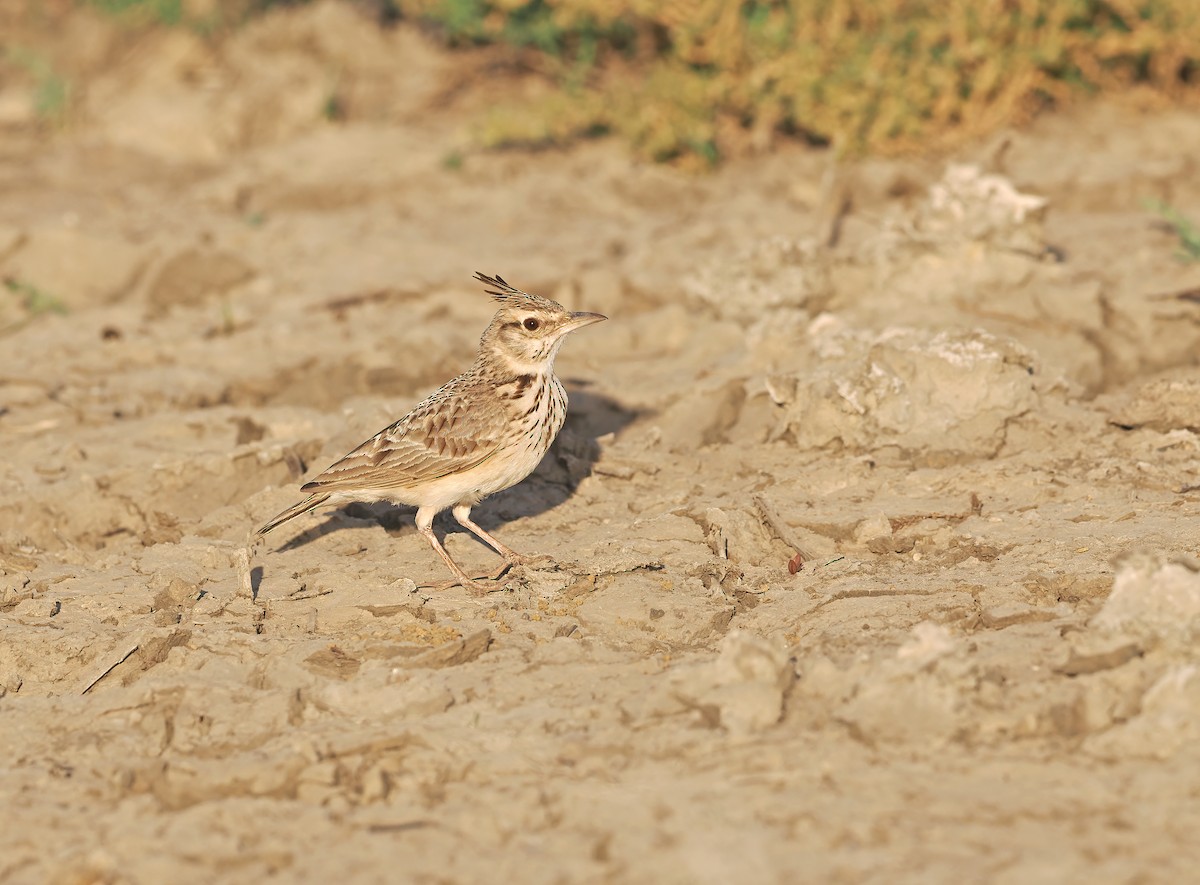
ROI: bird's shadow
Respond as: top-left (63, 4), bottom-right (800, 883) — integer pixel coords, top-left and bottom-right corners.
top-left (270, 384), bottom-right (640, 553)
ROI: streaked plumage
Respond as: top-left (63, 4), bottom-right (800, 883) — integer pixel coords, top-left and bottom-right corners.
top-left (257, 272), bottom-right (606, 593)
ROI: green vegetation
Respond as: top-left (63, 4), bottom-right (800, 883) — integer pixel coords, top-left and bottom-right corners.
top-left (2, 277), bottom-right (67, 334)
top-left (4, 278), bottom-right (68, 316)
top-left (87, 0), bottom-right (183, 26)
top-left (322, 80), bottom-right (346, 122)
top-left (82, 0), bottom-right (241, 33)
top-left (393, 0), bottom-right (1200, 166)
top-left (3, 48), bottom-right (70, 124)
top-left (1148, 201), bottom-right (1200, 262)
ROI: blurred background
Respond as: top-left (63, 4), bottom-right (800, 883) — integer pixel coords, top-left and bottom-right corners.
top-left (3, 0), bottom-right (1199, 170)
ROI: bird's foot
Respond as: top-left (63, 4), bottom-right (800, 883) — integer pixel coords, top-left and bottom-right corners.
top-left (462, 578), bottom-right (495, 597)
top-left (429, 578), bottom-right (493, 596)
top-left (485, 561), bottom-right (515, 581)
top-left (426, 572), bottom-right (502, 596)
top-left (505, 552), bottom-right (557, 570)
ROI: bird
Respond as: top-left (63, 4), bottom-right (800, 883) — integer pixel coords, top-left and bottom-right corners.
top-left (256, 272), bottom-right (607, 594)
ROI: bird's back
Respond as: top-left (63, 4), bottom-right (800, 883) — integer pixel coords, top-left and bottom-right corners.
top-left (300, 364), bottom-right (566, 499)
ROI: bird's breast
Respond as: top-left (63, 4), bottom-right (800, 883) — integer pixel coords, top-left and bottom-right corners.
top-left (503, 372), bottom-right (567, 454)
top-left (428, 373), bottom-right (568, 505)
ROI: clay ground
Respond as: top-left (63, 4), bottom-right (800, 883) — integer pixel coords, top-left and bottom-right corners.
top-left (3, 5), bottom-right (1200, 883)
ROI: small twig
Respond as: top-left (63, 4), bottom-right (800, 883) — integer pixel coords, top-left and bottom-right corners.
top-left (283, 588), bottom-right (333, 602)
top-left (753, 494), bottom-right (814, 561)
top-left (811, 584), bottom-right (937, 611)
top-left (237, 544), bottom-right (254, 598)
top-left (80, 643), bottom-right (139, 695)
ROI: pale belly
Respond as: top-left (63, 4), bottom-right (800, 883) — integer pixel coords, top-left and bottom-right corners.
top-left (417, 443), bottom-right (547, 508)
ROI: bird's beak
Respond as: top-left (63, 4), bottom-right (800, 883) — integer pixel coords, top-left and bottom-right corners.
top-left (565, 311), bottom-right (608, 331)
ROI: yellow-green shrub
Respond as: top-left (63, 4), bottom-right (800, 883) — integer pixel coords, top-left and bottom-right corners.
top-left (400, 0), bottom-right (1200, 163)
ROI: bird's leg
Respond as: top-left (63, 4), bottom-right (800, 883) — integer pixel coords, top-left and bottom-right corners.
top-left (451, 503), bottom-right (555, 570)
top-left (415, 507), bottom-right (491, 595)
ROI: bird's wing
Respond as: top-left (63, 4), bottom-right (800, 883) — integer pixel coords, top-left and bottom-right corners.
top-left (301, 379), bottom-right (503, 493)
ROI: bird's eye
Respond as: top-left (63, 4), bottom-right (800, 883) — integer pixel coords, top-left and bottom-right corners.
top-left (523, 317), bottom-right (540, 331)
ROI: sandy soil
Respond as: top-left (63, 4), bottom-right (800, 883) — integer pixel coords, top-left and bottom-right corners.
top-left (3, 4), bottom-right (1200, 882)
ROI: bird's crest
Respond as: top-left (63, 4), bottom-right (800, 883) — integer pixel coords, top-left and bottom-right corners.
top-left (474, 272), bottom-right (563, 312)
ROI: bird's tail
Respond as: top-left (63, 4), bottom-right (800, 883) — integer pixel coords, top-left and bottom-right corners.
top-left (257, 493), bottom-right (331, 536)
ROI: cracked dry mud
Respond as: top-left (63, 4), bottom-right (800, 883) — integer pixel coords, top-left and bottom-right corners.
top-left (3, 5), bottom-right (1200, 882)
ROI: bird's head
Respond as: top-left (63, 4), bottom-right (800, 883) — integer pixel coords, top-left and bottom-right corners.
top-left (475, 272), bottom-right (607, 373)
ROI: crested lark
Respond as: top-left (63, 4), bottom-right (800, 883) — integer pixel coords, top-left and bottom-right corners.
top-left (257, 272), bottom-right (607, 594)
